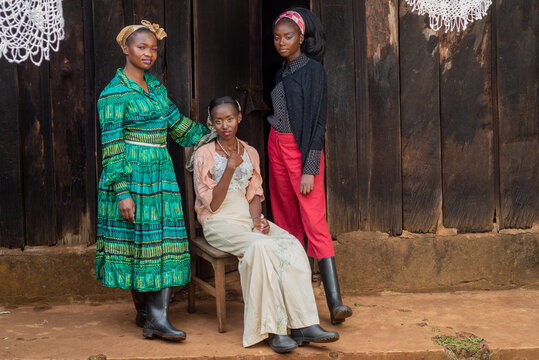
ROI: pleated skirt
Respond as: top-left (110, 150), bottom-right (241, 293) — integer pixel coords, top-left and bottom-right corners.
top-left (96, 143), bottom-right (190, 292)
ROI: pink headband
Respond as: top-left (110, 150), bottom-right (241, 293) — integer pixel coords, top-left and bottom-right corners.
top-left (275, 11), bottom-right (305, 35)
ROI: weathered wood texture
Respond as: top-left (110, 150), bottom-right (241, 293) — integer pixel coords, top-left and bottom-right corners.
top-left (17, 63), bottom-right (56, 246)
top-left (364, 0), bottom-right (403, 235)
top-left (439, 16), bottom-right (495, 232)
top-left (321, 0), bottom-right (360, 235)
top-left (133, 0), bottom-right (165, 83)
top-left (83, 0), bottom-right (97, 244)
top-left (0, 61), bottom-right (25, 248)
top-left (496, 0), bottom-right (539, 228)
top-left (50, 0), bottom-right (89, 245)
top-left (353, 0), bottom-right (370, 229)
top-left (399, 3), bottom-right (442, 232)
top-left (0, 0), bottom-right (538, 249)
top-left (165, 0), bottom-right (192, 234)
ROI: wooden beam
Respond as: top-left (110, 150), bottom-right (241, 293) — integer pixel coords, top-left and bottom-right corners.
top-left (496, 0), bottom-right (539, 228)
top-left (364, 0), bottom-right (402, 235)
top-left (0, 61), bottom-right (25, 248)
top-left (440, 16), bottom-right (495, 232)
top-left (399, 2), bottom-right (442, 232)
top-left (50, 0), bottom-right (89, 244)
top-left (83, 0), bottom-right (97, 244)
top-left (322, 0), bottom-right (360, 236)
top-left (17, 62), bottom-right (56, 246)
top-left (353, 0), bottom-right (370, 227)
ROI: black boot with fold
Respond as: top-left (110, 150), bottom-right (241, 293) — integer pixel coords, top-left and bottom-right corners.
top-left (318, 256), bottom-right (353, 325)
top-left (143, 287), bottom-right (186, 341)
top-left (131, 289), bottom-right (146, 328)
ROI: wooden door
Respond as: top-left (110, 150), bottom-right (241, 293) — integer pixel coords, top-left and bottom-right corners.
top-left (192, 0), bottom-right (265, 153)
top-left (180, 0), bottom-right (265, 237)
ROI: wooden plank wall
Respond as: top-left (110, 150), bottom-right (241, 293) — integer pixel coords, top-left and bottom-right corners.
top-left (323, 0), bottom-right (403, 235)
top-left (0, 0), bottom-right (193, 248)
top-left (322, 0), bottom-right (538, 236)
top-left (0, 0), bottom-right (537, 248)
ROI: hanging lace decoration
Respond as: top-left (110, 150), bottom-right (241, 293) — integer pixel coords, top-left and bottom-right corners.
top-left (405, 0), bottom-right (492, 32)
top-left (0, 0), bottom-right (65, 66)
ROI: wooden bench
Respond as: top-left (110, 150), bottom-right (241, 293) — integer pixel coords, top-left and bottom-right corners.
top-left (183, 149), bottom-right (239, 333)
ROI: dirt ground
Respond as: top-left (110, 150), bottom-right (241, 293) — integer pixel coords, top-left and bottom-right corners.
top-left (1, 289), bottom-right (538, 360)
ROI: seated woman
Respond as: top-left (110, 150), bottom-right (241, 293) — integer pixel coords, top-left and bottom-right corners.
top-left (188, 96), bottom-right (339, 353)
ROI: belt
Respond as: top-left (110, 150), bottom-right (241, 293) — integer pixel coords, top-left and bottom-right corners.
top-left (124, 140), bottom-right (167, 148)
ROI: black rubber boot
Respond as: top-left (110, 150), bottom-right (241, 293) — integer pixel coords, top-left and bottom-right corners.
top-left (318, 257), bottom-right (353, 325)
top-left (131, 289), bottom-right (146, 328)
top-left (290, 324), bottom-right (339, 346)
top-left (143, 287), bottom-right (186, 341)
top-left (266, 334), bottom-right (298, 353)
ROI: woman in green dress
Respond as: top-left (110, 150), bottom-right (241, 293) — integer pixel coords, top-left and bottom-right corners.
top-left (96, 20), bottom-right (208, 341)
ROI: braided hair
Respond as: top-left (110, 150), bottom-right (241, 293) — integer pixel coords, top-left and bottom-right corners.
top-left (185, 96), bottom-right (242, 172)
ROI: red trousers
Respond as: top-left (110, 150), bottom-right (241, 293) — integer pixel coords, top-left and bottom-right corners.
top-left (268, 128), bottom-right (335, 259)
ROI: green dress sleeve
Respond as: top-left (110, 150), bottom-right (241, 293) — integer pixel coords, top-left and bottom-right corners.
top-left (98, 98), bottom-right (133, 201)
top-left (166, 100), bottom-right (209, 147)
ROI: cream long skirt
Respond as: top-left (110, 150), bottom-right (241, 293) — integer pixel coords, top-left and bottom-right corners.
top-left (203, 192), bottom-right (319, 347)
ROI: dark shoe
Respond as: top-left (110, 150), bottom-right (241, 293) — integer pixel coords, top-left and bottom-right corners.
top-left (318, 257), bottom-right (353, 324)
top-left (143, 287), bottom-right (186, 341)
top-left (290, 324), bottom-right (339, 346)
top-left (131, 289), bottom-right (146, 328)
top-left (266, 334), bottom-right (298, 353)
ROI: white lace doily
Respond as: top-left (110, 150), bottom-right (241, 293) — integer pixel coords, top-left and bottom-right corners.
top-left (0, 0), bottom-right (65, 66)
top-left (405, 0), bottom-right (492, 32)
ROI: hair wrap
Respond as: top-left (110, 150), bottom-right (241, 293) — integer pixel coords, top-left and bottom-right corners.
top-left (116, 20), bottom-right (167, 46)
top-left (275, 11), bottom-right (305, 34)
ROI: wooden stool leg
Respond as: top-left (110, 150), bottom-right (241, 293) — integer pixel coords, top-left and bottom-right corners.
top-left (188, 254), bottom-right (197, 313)
top-left (214, 259), bottom-right (226, 333)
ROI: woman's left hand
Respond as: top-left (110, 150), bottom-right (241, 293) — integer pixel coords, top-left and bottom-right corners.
top-left (300, 174), bottom-right (315, 195)
top-left (253, 217), bottom-right (270, 234)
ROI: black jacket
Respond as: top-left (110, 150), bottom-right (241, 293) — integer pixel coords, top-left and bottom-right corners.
top-left (277, 58), bottom-right (327, 169)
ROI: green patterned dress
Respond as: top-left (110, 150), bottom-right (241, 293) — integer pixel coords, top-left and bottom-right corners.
top-left (96, 68), bottom-right (208, 292)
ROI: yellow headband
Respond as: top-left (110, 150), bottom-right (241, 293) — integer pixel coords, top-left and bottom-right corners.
top-left (116, 20), bottom-right (167, 46)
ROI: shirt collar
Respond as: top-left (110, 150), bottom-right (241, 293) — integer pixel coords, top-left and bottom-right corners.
top-left (116, 68), bottom-right (155, 94)
top-left (283, 53), bottom-right (309, 74)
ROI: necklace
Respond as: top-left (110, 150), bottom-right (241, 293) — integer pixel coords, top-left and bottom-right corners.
top-left (216, 138), bottom-right (239, 158)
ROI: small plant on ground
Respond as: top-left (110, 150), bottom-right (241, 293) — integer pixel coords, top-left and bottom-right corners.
top-left (433, 335), bottom-right (483, 351)
top-left (432, 332), bottom-right (490, 360)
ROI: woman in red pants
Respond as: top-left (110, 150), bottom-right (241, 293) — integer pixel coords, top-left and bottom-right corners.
top-left (268, 7), bottom-right (353, 325)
